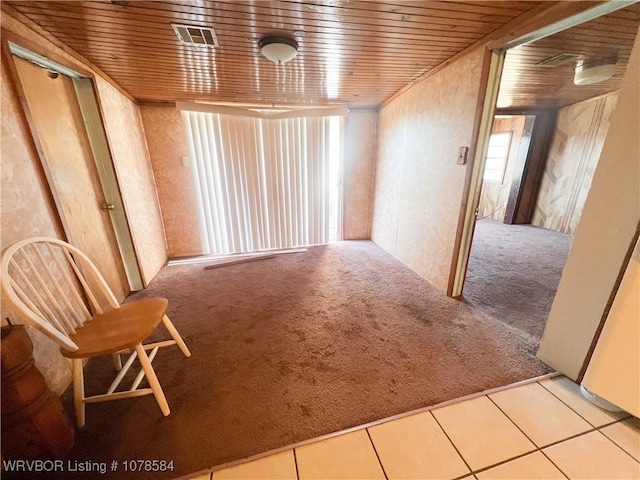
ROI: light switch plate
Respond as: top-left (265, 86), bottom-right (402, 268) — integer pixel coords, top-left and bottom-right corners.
top-left (182, 155), bottom-right (190, 167)
top-left (457, 146), bottom-right (468, 165)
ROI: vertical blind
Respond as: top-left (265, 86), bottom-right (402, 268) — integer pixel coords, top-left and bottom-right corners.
top-left (181, 108), bottom-right (344, 255)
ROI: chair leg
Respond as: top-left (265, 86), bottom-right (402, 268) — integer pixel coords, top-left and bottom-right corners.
top-left (162, 314), bottom-right (191, 357)
top-left (134, 344), bottom-right (170, 416)
top-left (111, 353), bottom-right (122, 371)
top-left (72, 359), bottom-right (85, 428)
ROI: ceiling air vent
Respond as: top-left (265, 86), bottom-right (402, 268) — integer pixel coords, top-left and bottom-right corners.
top-left (171, 24), bottom-right (218, 47)
top-left (537, 53), bottom-right (582, 67)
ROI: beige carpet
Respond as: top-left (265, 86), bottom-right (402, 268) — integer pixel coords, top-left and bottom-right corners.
top-left (55, 240), bottom-right (550, 480)
top-left (464, 218), bottom-right (572, 342)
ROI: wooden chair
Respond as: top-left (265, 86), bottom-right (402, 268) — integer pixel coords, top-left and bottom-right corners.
top-left (1, 237), bottom-right (191, 427)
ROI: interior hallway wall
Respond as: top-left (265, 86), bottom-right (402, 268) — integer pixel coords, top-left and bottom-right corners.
top-left (371, 48), bottom-right (487, 292)
top-left (532, 92), bottom-right (618, 234)
top-left (140, 106), bottom-right (378, 257)
top-left (1, 10), bottom-right (167, 393)
top-left (478, 116), bottom-right (527, 221)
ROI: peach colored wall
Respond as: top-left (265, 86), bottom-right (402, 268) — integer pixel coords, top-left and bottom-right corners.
top-left (1, 54), bottom-right (74, 395)
top-left (140, 106), bottom-right (202, 257)
top-left (371, 48), bottom-right (486, 292)
top-left (343, 111), bottom-right (377, 239)
top-left (96, 77), bottom-right (168, 284)
top-left (478, 116), bottom-right (527, 221)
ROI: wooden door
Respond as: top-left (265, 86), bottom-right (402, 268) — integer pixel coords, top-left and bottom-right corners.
top-left (13, 56), bottom-right (129, 301)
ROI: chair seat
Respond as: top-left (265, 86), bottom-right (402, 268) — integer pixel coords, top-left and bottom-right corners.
top-left (62, 298), bottom-right (169, 358)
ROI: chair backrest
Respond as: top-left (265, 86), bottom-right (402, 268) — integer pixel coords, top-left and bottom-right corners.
top-left (1, 237), bottom-right (120, 351)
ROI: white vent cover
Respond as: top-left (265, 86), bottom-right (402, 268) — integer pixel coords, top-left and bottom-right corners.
top-left (537, 53), bottom-right (582, 67)
top-left (171, 24), bottom-right (218, 47)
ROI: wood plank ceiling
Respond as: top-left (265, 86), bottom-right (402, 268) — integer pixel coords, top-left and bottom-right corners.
top-left (5, 1), bottom-right (639, 110)
top-left (498, 3), bottom-right (640, 111)
top-left (6, 0), bottom-right (540, 108)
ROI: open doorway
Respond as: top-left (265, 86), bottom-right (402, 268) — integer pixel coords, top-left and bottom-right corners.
top-left (463, 113), bottom-right (572, 341)
top-left (461, 4), bottom-right (639, 344)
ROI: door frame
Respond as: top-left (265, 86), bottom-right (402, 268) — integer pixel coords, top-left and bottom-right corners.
top-left (449, 1), bottom-right (638, 298)
top-left (6, 40), bottom-right (144, 291)
top-left (73, 78), bottom-right (143, 290)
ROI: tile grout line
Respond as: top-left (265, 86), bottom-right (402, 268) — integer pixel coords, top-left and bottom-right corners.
top-left (428, 410), bottom-right (474, 478)
top-left (537, 379), bottom-right (630, 429)
top-left (485, 388), bottom-right (605, 450)
top-left (470, 449), bottom-right (556, 478)
top-left (537, 380), bottom-right (598, 427)
top-left (486, 393), bottom-right (540, 447)
top-left (293, 448), bottom-right (300, 480)
top-left (365, 428), bottom-right (389, 480)
top-left (483, 394), bottom-right (627, 479)
top-left (433, 392), bottom-right (581, 478)
top-left (597, 417), bottom-right (633, 429)
top-left (484, 393), bottom-right (573, 477)
top-left (485, 393), bottom-right (608, 450)
top-left (535, 381), bottom-right (640, 465)
top-left (539, 449), bottom-right (571, 480)
top-left (595, 428), bottom-right (640, 464)
top-left (463, 395), bottom-right (585, 479)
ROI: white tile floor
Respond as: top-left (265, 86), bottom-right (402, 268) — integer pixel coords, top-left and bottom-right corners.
top-left (183, 376), bottom-right (639, 480)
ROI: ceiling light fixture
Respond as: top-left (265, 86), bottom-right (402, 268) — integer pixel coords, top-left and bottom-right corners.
top-left (259, 36), bottom-right (298, 64)
top-left (574, 58), bottom-right (617, 86)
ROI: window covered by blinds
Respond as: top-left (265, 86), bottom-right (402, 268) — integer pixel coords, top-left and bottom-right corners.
top-left (181, 110), bottom-right (343, 255)
top-left (483, 131), bottom-right (513, 184)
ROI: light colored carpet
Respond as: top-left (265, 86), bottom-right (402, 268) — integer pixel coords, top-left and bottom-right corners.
top-left (464, 218), bottom-right (573, 342)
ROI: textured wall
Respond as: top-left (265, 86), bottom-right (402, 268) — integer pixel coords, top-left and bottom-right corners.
top-left (0, 59), bottom-right (62, 248)
top-left (140, 106), bottom-right (202, 257)
top-left (371, 48), bottom-right (486, 292)
top-left (532, 92), bottom-right (618, 234)
top-left (0, 55), bottom-right (72, 395)
top-left (343, 111), bottom-right (377, 239)
top-left (96, 77), bottom-right (168, 284)
top-left (478, 116), bottom-right (527, 221)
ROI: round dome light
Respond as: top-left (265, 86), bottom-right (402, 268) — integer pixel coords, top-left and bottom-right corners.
top-left (259, 36), bottom-right (298, 65)
top-left (574, 59), bottom-right (617, 86)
